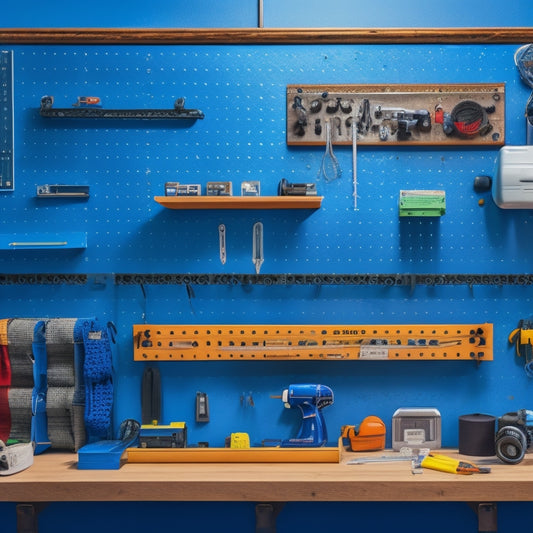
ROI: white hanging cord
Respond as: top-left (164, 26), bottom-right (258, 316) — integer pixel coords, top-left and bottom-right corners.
top-left (352, 120), bottom-right (358, 210)
top-left (318, 119), bottom-right (342, 183)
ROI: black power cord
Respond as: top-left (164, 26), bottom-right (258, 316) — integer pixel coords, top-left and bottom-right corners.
top-left (451, 100), bottom-right (494, 137)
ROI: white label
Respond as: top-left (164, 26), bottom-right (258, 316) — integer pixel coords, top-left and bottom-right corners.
top-left (403, 428), bottom-right (426, 444)
top-left (359, 346), bottom-right (389, 359)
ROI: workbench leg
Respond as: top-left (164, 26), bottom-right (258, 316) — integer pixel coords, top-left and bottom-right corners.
top-left (255, 502), bottom-right (285, 533)
top-left (468, 502), bottom-right (498, 532)
top-left (16, 504), bottom-right (38, 533)
top-left (16, 503), bottom-right (48, 533)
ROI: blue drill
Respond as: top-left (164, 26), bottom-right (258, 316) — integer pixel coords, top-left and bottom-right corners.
top-left (280, 384), bottom-right (334, 447)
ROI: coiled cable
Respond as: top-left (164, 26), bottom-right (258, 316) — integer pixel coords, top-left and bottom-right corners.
top-left (451, 100), bottom-right (492, 137)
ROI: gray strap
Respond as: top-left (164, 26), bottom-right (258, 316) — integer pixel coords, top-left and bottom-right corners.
top-left (7, 319), bottom-right (38, 442)
top-left (45, 318), bottom-right (86, 451)
top-left (7, 318), bottom-right (88, 451)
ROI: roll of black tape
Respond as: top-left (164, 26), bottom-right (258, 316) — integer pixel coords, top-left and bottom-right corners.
top-left (459, 413), bottom-right (496, 456)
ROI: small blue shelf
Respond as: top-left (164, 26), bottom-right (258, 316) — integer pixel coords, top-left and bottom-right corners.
top-left (0, 232), bottom-right (87, 250)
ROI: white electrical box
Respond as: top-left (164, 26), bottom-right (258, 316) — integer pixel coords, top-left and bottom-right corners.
top-left (493, 145), bottom-right (533, 208)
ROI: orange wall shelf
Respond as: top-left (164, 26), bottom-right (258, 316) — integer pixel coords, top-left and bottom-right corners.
top-left (154, 196), bottom-right (323, 210)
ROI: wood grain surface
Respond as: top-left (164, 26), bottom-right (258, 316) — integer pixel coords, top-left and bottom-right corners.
top-left (2, 450), bottom-right (533, 503)
top-left (1, 27), bottom-right (533, 45)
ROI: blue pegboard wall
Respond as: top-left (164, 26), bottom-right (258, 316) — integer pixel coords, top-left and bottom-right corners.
top-left (1, 0), bottom-right (533, 523)
top-left (2, 44), bottom-right (533, 273)
top-left (2, 42), bottom-right (533, 454)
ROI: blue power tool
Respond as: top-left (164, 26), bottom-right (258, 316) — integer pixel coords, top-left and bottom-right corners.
top-left (279, 384), bottom-right (334, 447)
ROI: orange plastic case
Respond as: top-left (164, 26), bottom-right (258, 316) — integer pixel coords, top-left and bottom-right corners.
top-left (342, 416), bottom-right (386, 452)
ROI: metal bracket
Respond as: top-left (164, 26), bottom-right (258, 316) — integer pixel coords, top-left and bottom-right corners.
top-left (468, 502), bottom-right (498, 532)
top-left (255, 502), bottom-right (285, 533)
top-left (16, 503), bottom-right (48, 533)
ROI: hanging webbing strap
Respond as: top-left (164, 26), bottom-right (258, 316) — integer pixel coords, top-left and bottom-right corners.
top-left (7, 319), bottom-right (37, 444)
top-left (75, 319), bottom-right (114, 442)
top-left (30, 320), bottom-right (50, 454)
top-left (45, 318), bottom-right (87, 451)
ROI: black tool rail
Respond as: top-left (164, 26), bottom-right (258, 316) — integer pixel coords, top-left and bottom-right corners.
top-left (39, 96), bottom-right (205, 120)
top-left (3, 272), bottom-right (533, 287)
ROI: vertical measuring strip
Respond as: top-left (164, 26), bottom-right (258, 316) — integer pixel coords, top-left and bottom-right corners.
top-left (0, 50), bottom-right (14, 191)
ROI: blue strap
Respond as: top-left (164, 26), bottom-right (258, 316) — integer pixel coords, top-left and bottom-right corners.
top-left (31, 320), bottom-right (51, 454)
top-left (74, 319), bottom-right (114, 441)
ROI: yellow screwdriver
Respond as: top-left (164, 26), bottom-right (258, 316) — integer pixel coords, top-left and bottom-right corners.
top-left (421, 453), bottom-right (491, 474)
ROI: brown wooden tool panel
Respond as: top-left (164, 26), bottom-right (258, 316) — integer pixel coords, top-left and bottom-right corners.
top-left (133, 323), bottom-right (493, 362)
top-left (286, 83), bottom-right (505, 146)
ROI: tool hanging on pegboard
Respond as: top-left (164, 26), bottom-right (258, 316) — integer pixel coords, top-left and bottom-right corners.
top-left (141, 367), bottom-right (161, 425)
top-left (286, 83), bottom-right (505, 146)
top-left (133, 323), bottom-right (493, 362)
top-left (509, 319), bottom-right (533, 377)
top-left (218, 224), bottom-right (226, 265)
top-left (252, 222), bottom-right (264, 274)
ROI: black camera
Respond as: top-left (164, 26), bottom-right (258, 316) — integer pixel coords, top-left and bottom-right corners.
top-left (495, 409), bottom-right (533, 464)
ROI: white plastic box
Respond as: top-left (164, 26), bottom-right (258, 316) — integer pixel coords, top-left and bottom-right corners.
top-left (493, 145), bottom-right (533, 209)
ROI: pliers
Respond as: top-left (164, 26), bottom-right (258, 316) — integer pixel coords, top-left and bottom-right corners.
top-left (420, 453), bottom-right (491, 475)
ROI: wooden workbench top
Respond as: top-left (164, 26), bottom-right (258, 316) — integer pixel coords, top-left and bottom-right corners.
top-left (3, 450), bottom-right (533, 503)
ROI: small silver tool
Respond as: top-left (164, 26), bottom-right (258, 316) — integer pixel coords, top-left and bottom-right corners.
top-left (347, 455), bottom-right (415, 465)
top-left (8, 241), bottom-right (68, 247)
top-left (37, 184), bottom-right (90, 198)
top-left (218, 224), bottom-right (226, 265)
top-left (346, 447), bottom-right (430, 466)
top-left (252, 222), bottom-right (264, 274)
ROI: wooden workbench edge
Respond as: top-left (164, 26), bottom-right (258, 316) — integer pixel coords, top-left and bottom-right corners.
top-left (1, 27), bottom-right (533, 45)
top-left (3, 478), bottom-right (531, 503)
top-left (3, 451), bottom-right (533, 503)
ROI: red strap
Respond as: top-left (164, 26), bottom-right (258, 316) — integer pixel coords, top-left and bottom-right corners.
top-left (0, 344), bottom-right (11, 441)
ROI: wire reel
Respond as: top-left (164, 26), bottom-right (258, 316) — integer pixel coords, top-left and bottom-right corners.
top-left (450, 100), bottom-right (494, 137)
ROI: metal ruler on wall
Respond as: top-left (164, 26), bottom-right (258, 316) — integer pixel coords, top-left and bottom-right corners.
top-left (133, 323), bottom-right (493, 362)
top-left (0, 50), bottom-right (14, 191)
